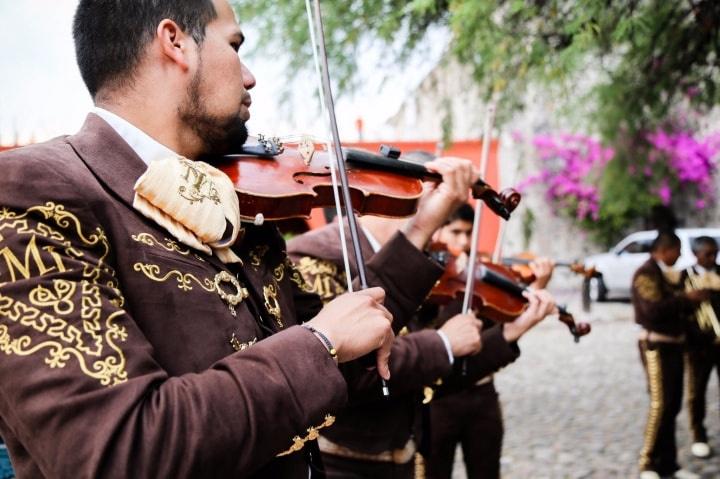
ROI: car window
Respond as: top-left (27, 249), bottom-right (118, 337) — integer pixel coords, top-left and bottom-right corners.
top-left (620, 239), bottom-right (653, 254)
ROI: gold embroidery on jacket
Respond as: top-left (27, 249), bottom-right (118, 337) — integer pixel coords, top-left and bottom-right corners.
top-left (294, 257), bottom-right (346, 302)
top-left (230, 333), bottom-right (257, 352)
top-left (178, 159), bottom-right (221, 205)
top-left (277, 414), bottom-right (336, 457)
top-left (285, 258), bottom-right (312, 292)
top-left (133, 262), bottom-right (216, 292)
top-left (634, 274), bottom-right (661, 302)
top-left (0, 203), bottom-right (128, 386)
top-left (131, 232), bottom-right (205, 262)
top-left (249, 245), bottom-right (269, 269)
top-left (28, 280), bottom-right (77, 316)
top-left (273, 262), bottom-right (285, 281)
top-left (263, 283), bottom-right (283, 328)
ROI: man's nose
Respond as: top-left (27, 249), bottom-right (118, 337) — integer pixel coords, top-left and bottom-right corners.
top-left (241, 62), bottom-right (256, 90)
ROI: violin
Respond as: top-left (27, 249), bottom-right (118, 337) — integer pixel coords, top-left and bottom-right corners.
top-left (501, 252), bottom-right (597, 284)
top-left (215, 137), bottom-right (521, 223)
top-left (429, 249), bottom-right (591, 342)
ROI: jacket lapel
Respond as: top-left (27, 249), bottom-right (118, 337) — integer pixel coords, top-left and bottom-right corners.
top-left (65, 113), bottom-right (146, 211)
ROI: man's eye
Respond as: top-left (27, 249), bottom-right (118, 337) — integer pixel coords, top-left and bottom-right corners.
top-left (230, 42), bottom-right (240, 52)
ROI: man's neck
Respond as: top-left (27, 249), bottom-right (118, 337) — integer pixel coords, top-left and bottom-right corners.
top-left (96, 93), bottom-right (202, 159)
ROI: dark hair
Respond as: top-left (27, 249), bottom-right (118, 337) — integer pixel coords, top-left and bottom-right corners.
top-left (650, 231), bottom-right (681, 252)
top-left (692, 236), bottom-right (718, 254)
top-left (73, 0), bottom-right (217, 98)
top-left (445, 203), bottom-right (474, 225)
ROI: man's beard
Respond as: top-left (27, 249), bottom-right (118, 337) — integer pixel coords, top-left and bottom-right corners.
top-left (179, 65), bottom-right (249, 160)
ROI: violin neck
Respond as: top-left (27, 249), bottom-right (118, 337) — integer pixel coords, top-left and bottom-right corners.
top-left (344, 149), bottom-right (434, 180)
top-left (502, 257), bottom-right (574, 268)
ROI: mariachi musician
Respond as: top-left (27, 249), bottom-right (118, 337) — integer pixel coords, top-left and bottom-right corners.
top-left (0, 0), bottom-right (487, 477)
top-left (680, 236), bottom-right (720, 460)
top-left (288, 197), bottom-right (558, 479)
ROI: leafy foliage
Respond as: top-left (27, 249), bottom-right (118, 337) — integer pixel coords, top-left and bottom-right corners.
top-left (234, 0), bottom-right (720, 241)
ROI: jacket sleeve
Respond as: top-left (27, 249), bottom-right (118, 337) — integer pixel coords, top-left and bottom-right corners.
top-left (0, 200), bottom-right (347, 478)
top-left (289, 232), bottom-right (443, 332)
top-left (457, 325), bottom-right (520, 382)
top-left (342, 329), bottom-right (454, 401)
top-left (632, 269), bottom-right (694, 334)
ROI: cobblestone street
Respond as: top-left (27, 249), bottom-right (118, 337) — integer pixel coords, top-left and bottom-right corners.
top-left (452, 295), bottom-right (720, 479)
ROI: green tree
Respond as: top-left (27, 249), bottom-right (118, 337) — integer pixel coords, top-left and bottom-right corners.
top-left (236, 0), bottom-right (720, 241)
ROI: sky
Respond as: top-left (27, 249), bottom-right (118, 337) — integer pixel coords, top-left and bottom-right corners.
top-left (0, 0), bottom-right (448, 146)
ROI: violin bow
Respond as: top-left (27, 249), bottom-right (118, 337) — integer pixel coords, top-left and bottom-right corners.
top-left (461, 102), bottom-right (496, 315)
top-left (304, 0), bottom-right (354, 293)
top-left (306, 0), bottom-right (390, 397)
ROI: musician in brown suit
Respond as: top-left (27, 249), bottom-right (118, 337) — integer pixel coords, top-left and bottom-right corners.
top-left (633, 232), bottom-right (708, 479)
top-left (0, 1), bottom-right (477, 477)
top-left (679, 236), bottom-right (720, 460)
top-left (424, 204), bottom-right (556, 479)
top-left (287, 207), bottom-right (556, 478)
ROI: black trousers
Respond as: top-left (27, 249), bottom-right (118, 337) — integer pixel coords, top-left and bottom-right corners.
top-left (685, 342), bottom-right (720, 443)
top-left (425, 382), bottom-right (503, 479)
top-left (321, 453), bottom-right (414, 479)
top-left (638, 340), bottom-right (684, 475)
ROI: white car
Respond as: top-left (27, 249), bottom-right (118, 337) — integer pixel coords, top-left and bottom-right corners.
top-left (582, 228), bottom-right (720, 302)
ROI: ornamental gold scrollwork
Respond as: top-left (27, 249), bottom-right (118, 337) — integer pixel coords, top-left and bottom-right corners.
top-left (293, 257), bottom-right (346, 302)
top-left (263, 283), bottom-right (283, 328)
top-left (230, 333), bottom-right (257, 352)
top-left (178, 159), bottom-right (221, 205)
top-left (0, 203), bottom-right (128, 385)
top-left (131, 232), bottom-right (206, 262)
top-left (634, 274), bottom-right (661, 302)
top-left (284, 258), bottom-right (313, 292)
top-left (28, 280), bottom-right (77, 316)
top-left (133, 262), bottom-right (215, 292)
top-left (273, 262), bottom-right (285, 282)
top-left (249, 245), bottom-right (269, 269)
top-left (276, 415), bottom-right (336, 457)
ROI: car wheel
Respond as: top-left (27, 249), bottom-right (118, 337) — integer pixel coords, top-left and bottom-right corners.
top-left (582, 275), bottom-right (607, 310)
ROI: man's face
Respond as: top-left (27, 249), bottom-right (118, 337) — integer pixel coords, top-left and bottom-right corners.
top-left (695, 244), bottom-right (718, 270)
top-left (658, 245), bottom-right (682, 266)
top-left (179, 0), bottom-right (256, 156)
top-left (436, 219), bottom-right (473, 255)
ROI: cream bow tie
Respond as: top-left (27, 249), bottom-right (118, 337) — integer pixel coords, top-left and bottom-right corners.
top-left (133, 157), bottom-right (242, 263)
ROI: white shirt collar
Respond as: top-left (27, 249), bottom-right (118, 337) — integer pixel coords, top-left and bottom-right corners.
top-left (93, 107), bottom-right (177, 166)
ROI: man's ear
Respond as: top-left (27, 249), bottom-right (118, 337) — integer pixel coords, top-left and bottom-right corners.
top-left (156, 19), bottom-right (191, 70)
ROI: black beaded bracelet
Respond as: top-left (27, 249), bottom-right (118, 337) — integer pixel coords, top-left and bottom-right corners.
top-left (303, 325), bottom-right (338, 361)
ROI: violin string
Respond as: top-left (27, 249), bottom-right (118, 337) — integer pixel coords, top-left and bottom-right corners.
top-left (304, 0), bottom-right (354, 293)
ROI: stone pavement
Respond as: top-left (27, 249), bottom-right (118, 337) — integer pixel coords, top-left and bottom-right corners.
top-left (451, 299), bottom-right (720, 479)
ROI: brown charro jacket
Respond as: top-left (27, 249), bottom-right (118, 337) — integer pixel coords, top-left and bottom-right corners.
top-left (632, 258), bottom-right (695, 337)
top-left (287, 223), bottom-right (520, 455)
top-left (0, 114), bottom-right (438, 478)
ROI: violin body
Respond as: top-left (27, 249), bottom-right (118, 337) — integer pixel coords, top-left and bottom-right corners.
top-left (429, 248), bottom-right (592, 341)
top-left (218, 141), bottom-right (424, 221)
top-left (216, 137), bottom-right (521, 222)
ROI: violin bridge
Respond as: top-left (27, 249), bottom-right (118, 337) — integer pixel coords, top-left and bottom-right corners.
top-left (299, 135), bottom-right (315, 166)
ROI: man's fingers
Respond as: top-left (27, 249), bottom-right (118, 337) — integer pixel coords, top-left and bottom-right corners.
top-left (375, 329), bottom-right (393, 380)
top-left (357, 287), bottom-right (386, 304)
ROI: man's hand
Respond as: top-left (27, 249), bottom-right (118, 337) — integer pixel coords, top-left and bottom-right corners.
top-left (503, 289), bottom-right (556, 342)
top-left (402, 157), bottom-right (475, 250)
top-left (439, 313), bottom-right (484, 357)
top-left (686, 289), bottom-right (712, 303)
top-left (528, 257), bottom-right (555, 289)
top-left (305, 287), bottom-right (395, 379)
